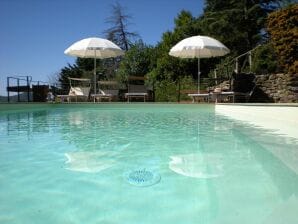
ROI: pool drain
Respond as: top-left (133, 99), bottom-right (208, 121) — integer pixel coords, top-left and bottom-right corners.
top-left (124, 169), bottom-right (161, 187)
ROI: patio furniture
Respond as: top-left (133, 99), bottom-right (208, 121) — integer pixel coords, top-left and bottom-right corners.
top-left (211, 88), bottom-right (255, 103)
top-left (64, 37), bottom-right (124, 97)
top-left (125, 76), bottom-right (148, 102)
top-left (57, 78), bottom-right (91, 103)
top-left (125, 84), bottom-right (148, 102)
top-left (188, 93), bottom-right (210, 103)
top-left (91, 81), bottom-right (119, 102)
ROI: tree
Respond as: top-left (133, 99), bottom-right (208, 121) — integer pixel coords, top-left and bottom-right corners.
top-left (104, 2), bottom-right (139, 51)
top-left (152, 11), bottom-right (200, 82)
top-left (202, 1), bottom-right (296, 53)
top-left (148, 11), bottom-right (200, 101)
top-left (196, 0), bottom-right (294, 78)
top-left (267, 4), bottom-right (298, 74)
top-left (251, 43), bottom-right (278, 74)
top-left (58, 63), bottom-right (83, 90)
top-left (57, 2), bottom-right (140, 92)
top-left (199, 0), bottom-right (283, 55)
top-left (116, 40), bottom-right (154, 84)
top-left (58, 58), bottom-right (100, 90)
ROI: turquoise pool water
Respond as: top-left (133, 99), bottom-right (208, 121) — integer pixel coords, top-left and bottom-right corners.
top-left (0, 104), bottom-right (297, 224)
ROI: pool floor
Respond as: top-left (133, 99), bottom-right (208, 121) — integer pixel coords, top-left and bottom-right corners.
top-left (0, 104), bottom-right (297, 223)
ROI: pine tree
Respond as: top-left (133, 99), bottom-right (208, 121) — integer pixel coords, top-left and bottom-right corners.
top-left (103, 2), bottom-right (139, 51)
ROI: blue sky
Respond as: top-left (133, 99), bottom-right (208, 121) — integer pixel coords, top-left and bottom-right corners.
top-left (0, 0), bottom-right (204, 96)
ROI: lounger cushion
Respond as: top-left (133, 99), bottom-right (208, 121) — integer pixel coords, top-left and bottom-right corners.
top-left (69, 87), bottom-right (90, 96)
top-left (69, 87), bottom-right (83, 96)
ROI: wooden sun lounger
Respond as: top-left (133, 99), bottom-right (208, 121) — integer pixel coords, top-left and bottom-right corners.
top-left (188, 93), bottom-right (210, 103)
top-left (125, 84), bottom-right (148, 102)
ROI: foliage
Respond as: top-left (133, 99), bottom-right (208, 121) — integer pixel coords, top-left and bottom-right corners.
top-left (267, 4), bottom-right (298, 74)
top-left (151, 11), bottom-right (200, 82)
top-left (150, 9), bottom-right (228, 100)
top-left (116, 40), bottom-right (153, 84)
top-left (150, 1), bottom-right (285, 96)
top-left (76, 58), bottom-right (94, 72)
top-left (103, 2), bottom-right (139, 51)
top-left (59, 62), bottom-right (83, 89)
top-left (206, 56), bottom-right (234, 82)
top-left (154, 76), bottom-right (196, 102)
top-left (154, 78), bottom-right (178, 102)
top-left (58, 58), bottom-right (103, 89)
top-left (199, 0), bottom-right (284, 55)
top-left (251, 43), bottom-right (278, 74)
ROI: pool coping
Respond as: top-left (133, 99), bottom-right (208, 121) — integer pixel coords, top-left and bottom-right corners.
top-left (217, 103), bottom-right (298, 107)
top-left (215, 103), bottom-right (298, 175)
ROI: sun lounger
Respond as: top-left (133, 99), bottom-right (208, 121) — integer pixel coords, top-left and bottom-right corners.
top-left (56, 78), bottom-right (91, 103)
top-left (188, 93), bottom-right (210, 103)
top-left (91, 81), bottom-right (119, 102)
top-left (91, 89), bottom-right (116, 102)
top-left (210, 91), bottom-right (234, 103)
top-left (211, 90), bottom-right (254, 103)
top-left (58, 86), bottom-right (90, 102)
top-left (125, 84), bottom-right (148, 102)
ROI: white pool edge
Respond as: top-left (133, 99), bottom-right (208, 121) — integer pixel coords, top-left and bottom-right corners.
top-left (215, 103), bottom-right (298, 174)
top-left (215, 103), bottom-right (298, 140)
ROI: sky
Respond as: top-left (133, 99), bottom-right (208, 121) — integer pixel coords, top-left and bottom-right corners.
top-left (0, 0), bottom-right (204, 96)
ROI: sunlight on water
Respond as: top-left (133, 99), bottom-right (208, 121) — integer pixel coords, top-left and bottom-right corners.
top-left (0, 104), bottom-right (297, 224)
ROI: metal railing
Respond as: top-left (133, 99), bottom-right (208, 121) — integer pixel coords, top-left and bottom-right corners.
top-left (6, 76), bottom-right (52, 102)
top-left (7, 76), bottom-right (32, 102)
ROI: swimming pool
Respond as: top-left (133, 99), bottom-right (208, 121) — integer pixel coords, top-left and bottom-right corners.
top-left (0, 104), bottom-right (297, 223)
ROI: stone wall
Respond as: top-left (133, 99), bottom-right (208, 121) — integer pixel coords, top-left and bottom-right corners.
top-left (255, 73), bottom-right (298, 103)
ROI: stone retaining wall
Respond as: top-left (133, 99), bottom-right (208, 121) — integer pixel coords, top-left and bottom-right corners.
top-left (255, 73), bottom-right (298, 103)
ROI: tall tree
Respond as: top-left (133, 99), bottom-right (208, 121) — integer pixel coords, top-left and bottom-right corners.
top-left (152, 11), bottom-right (200, 82)
top-left (104, 2), bottom-right (139, 51)
top-left (200, 0), bottom-right (288, 55)
top-left (147, 11), bottom-right (201, 101)
top-left (58, 2), bottom-right (140, 90)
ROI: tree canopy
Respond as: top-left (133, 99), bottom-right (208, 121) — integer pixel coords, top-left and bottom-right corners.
top-left (267, 3), bottom-right (298, 74)
top-left (116, 40), bottom-right (154, 84)
top-left (199, 0), bottom-right (286, 55)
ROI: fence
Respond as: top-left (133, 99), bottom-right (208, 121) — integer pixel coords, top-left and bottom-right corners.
top-left (6, 76), bottom-right (51, 102)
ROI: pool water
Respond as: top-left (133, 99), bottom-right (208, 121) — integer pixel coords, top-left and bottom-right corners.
top-left (0, 104), bottom-right (297, 224)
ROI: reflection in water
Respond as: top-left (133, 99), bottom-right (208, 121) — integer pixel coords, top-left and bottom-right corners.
top-left (65, 151), bottom-right (115, 173)
top-left (205, 115), bottom-right (298, 224)
top-left (169, 153), bottom-right (223, 178)
top-left (1, 110), bottom-right (51, 140)
top-left (233, 128), bottom-right (298, 200)
top-left (263, 195), bottom-right (298, 224)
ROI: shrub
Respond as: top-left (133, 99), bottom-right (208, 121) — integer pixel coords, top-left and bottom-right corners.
top-left (267, 4), bottom-right (298, 74)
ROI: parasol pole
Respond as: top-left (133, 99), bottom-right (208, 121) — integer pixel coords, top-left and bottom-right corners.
top-left (198, 55), bottom-right (201, 94)
top-left (198, 58), bottom-right (201, 93)
top-left (94, 50), bottom-right (97, 95)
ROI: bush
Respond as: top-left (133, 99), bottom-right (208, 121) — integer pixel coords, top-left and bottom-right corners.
top-left (252, 43), bottom-right (278, 74)
top-left (267, 4), bottom-right (298, 74)
top-left (154, 79), bottom-right (177, 102)
top-left (154, 76), bottom-right (196, 102)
